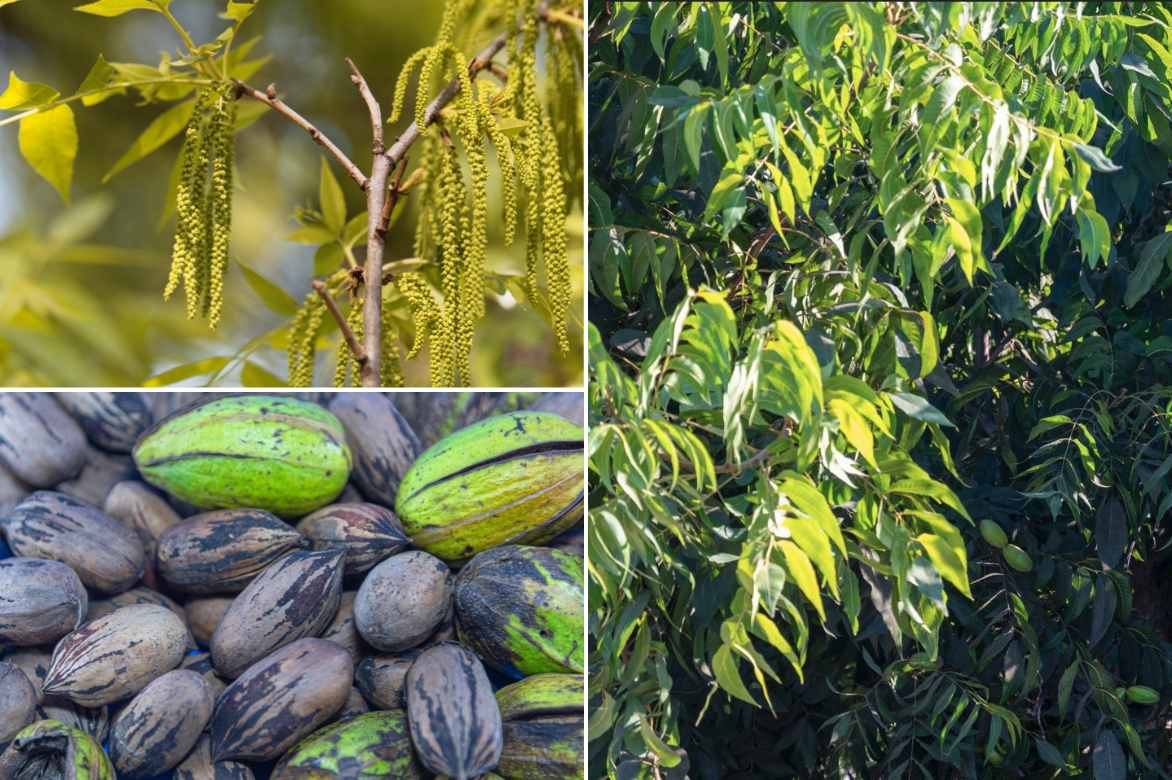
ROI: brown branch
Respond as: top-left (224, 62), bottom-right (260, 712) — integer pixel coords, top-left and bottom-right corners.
top-left (234, 81), bottom-right (368, 190)
top-left (312, 280), bottom-right (367, 367)
top-left (342, 57), bottom-right (393, 387)
top-left (382, 29), bottom-right (511, 166)
top-left (378, 156), bottom-right (409, 236)
top-left (345, 57), bottom-right (384, 153)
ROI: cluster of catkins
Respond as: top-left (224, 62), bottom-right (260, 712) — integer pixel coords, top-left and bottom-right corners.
top-left (394, 0), bottom-right (578, 386)
top-left (165, 83), bottom-right (237, 330)
top-left (288, 0), bottom-right (580, 387)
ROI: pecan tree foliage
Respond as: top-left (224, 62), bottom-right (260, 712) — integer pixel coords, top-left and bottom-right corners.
top-left (0, 0), bottom-right (582, 387)
top-left (589, 2), bottom-right (1172, 777)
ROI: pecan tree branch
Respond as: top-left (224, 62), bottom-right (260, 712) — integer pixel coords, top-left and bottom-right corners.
top-left (382, 29), bottom-right (511, 167)
top-left (312, 280), bottom-right (367, 366)
top-left (345, 57), bottom-right (384, 152)
top-left (344, 57), bottom-right (394, 387)
top-left (234, 81), bottom-right (369, 190)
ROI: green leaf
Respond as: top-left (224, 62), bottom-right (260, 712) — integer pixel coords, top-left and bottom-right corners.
top-left (889, 391), bottom-right (955, 428)
top-left (238, 262), bottom-right (299, 316)
top-left (241, 360), bottom-right (286, 387)
top-left (0, 71), bottom-right (59, 110)
top-left (650, 3), bottom-right (675, 62)
top-left (917, 532), bottom-right (972, 599)
top-left (19, 104), bottom-right (77, 203)
top-left (636, 714), bottom-right (682, 768)
top-left (75, 55), bottom-right (122, 107)
top-left (222, 0), bottom-right (256, 23)
top-left (103, 99), bottom-right (195, 181)
top-left (779, 540), bottom-right (825, 623)
top-left (712, 644), bottom-right (757, 705)
top-left (319, 157), bottom-right (347, 233)
top-left (828, 398), bottom-right (876, 469)
top-left (74, 0), bottom-right (166, 16)
top-left (1124, 231), bottom-right (1172, 308)
top-left (684, 103), bottom-right (709, 173)
top-left (1092, 729), bottom-right (1126, 780)
top-left (143, 356), bottom-right (231, 386)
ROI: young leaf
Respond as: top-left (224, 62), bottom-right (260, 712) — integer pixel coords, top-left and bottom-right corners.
top-left (103, 98), bottom-right (196, 181)
top-left (0, 71), bottom-right (59, 110)
top-left (19, 104), bottom-right (77, 203)
top-left (779, 540), bottom-right (825, 623)
top-left (712, 644), bottom-right (757, 705)
top-left (74, 0), bottom-right (167, 16)
top-left (75, 55), bottom-right (122, 106)
top-left (238, 262), bottom-right (300, 316)
top-left (319, 157), bottom-right (347, 233)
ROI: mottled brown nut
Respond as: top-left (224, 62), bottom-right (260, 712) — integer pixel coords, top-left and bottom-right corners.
top-left (354, 551), bottom-right (452, 653)
top-left (57, 393), bottom-right (153, 454)
top-left (104, 481), bottom-right (183, 590)
top-left (180, 652), bottom-right (227, 703)
top-left (55, 447), bottom-right (135, 508)
top-left (355, 653), bottom-right (417, 710)
top-left (0, 558), bottom-right (87, 647)
top-left (2, 649), bottom-right (50, 702)
top-left (37, 698), bottom-right (110, 744)
top-left (42, 604), bottom-right (188, 707)
top-left (211, 549), bottom-right (345, 679)
top-left (406, 642), bottom-right (503, 780)
top-left (320, 591), bottom-right (363, 661)
top-left (174, 734), bottom-right (255, 780)
top-left (0, 662), bottom-right (36, 747)
top-left (0, 463), bottom-right (29, 516)
top-left (157, 509), bottom-right (306, 595)
top-left (211, 638), bottom-right (352, 763)
top-left (295, 502), bottom-right (410, 576)
top-left (185, 596), bottom-right (234, 647)
top-left (0, 393), bottom-right (87, 487)
top-left (328, 394), bottom-right (420, 505)
top-left (85, 586), bottom-right (184, 625)
top-left (336, 686), bottom-right (370, 721)
top-left (4, 491), bottom-right (145, 595)
top-left (109, 669), bottom-right (214, 779)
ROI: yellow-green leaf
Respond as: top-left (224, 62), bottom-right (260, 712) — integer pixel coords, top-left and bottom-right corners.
top-left (19, 104), bottom-right (77, 203)
top-left (143, 356), bottom-right (231, 386)
top-left (0, 71), bottom-right (59, 110)
top-left (712, 644), bottom-right (757, 705)
top-left (636, 714), bottom-right (682, 768)
top-left (103, 99), bottom-right (195, 181)
top-left (319, 157), bottom-right (347, 233)
top-left (917, 532), bottom-right (972, 599)
top-left (751, 613), bottom-right (804, 682)
top-left (238, 261), bottom-right (299, 316)
top-left (829, 397), bottom-right (877, 469)
top-left (75, 55), bottom-right (122, 107)
top-left (779, 540), bottom-right (825, 623)
top-left (241, 360), bottom-right (286, 387)
top-left (74, 0), bottom-right (165, 16)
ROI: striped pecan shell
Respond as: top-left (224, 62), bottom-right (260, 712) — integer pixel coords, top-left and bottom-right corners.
top-left (0, 393), bottom-right (87, 487)
top-left (57, 393), bottom-right (153, 454)
top-left (173, 734), bottom-right (255, 780)
top-left (405, 643), bottom-right (503, 780)
top-left (211, 548), bottom-right (345, 679)
top-left (42, 604), bottom-right (188, 707)
top-left (210, 638), bottom-right (352, 763)
top-left (355, 653), bottom-right (417, 710)
top-left (0, 662), bottom-right (36, 746)
top-left (328, 394), bottom-right (420, 505)
top-left (185, 596), bottom-right (234, 647)
top-left (109, 669), bottom-right (214, 779)
top-left (4, 491), bottom-right (145, 595)
top-left (295, 502), bottom-right (409, 576)
top-left (157, 509), bottom-right (306, 595)
top-left (0, 558), bottom-right (87, 646)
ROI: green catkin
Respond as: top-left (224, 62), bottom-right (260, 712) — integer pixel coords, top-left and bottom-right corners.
top-left (380, 302), bottom-right (405, 387)
top-left (479, 94), bottom-right (517, 246)
top-left (206, 85), bottom-right (236, 330)
top-left (288, 293), bottom-right (325, 387)
top-left (517, 10), bottom-right (543, 304)
top-left (388, 47), bottom-right (432, 128)
top-left (334, 296), bottom-right (364, 388)
top-left (398, 272), bottom-right (438, 359)
top-left (416, 1), bottom-right (460, 130)
top-left (169, 87), bottom-right (214, 315)
top-left (540, 114), bottom-right (570, 353)
top-left (435, 140), bottom-right (462, 386)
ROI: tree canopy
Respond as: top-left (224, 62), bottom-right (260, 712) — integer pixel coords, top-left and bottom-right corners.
top-left (589, 2), bottom-right (1172, 777)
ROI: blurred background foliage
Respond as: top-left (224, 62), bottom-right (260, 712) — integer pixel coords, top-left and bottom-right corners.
top-left (0, 0), bottom-right (583, 387)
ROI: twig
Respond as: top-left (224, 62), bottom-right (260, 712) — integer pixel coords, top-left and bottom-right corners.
top-left (312, 280), bottom-right (367, 367)
top-left (382, 30), bottom-right (511, 166)
top-left (234, 80), bottom-right (369, 190)
top-left (378, 156), bottom-right (410, 236)
top-left (344, 57), bottom-right (393, 387)
top-left (345, 57), bottom-right (384, 153)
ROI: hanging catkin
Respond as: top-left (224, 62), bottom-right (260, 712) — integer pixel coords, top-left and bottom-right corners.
top-left (166, 83), bottom-right (236, 329)
top-left (287, 292), bottom-right (325, 387)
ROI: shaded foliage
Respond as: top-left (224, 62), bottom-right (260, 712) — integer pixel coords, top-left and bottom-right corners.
top-left (588, 2), bottom-right (1172, 777)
